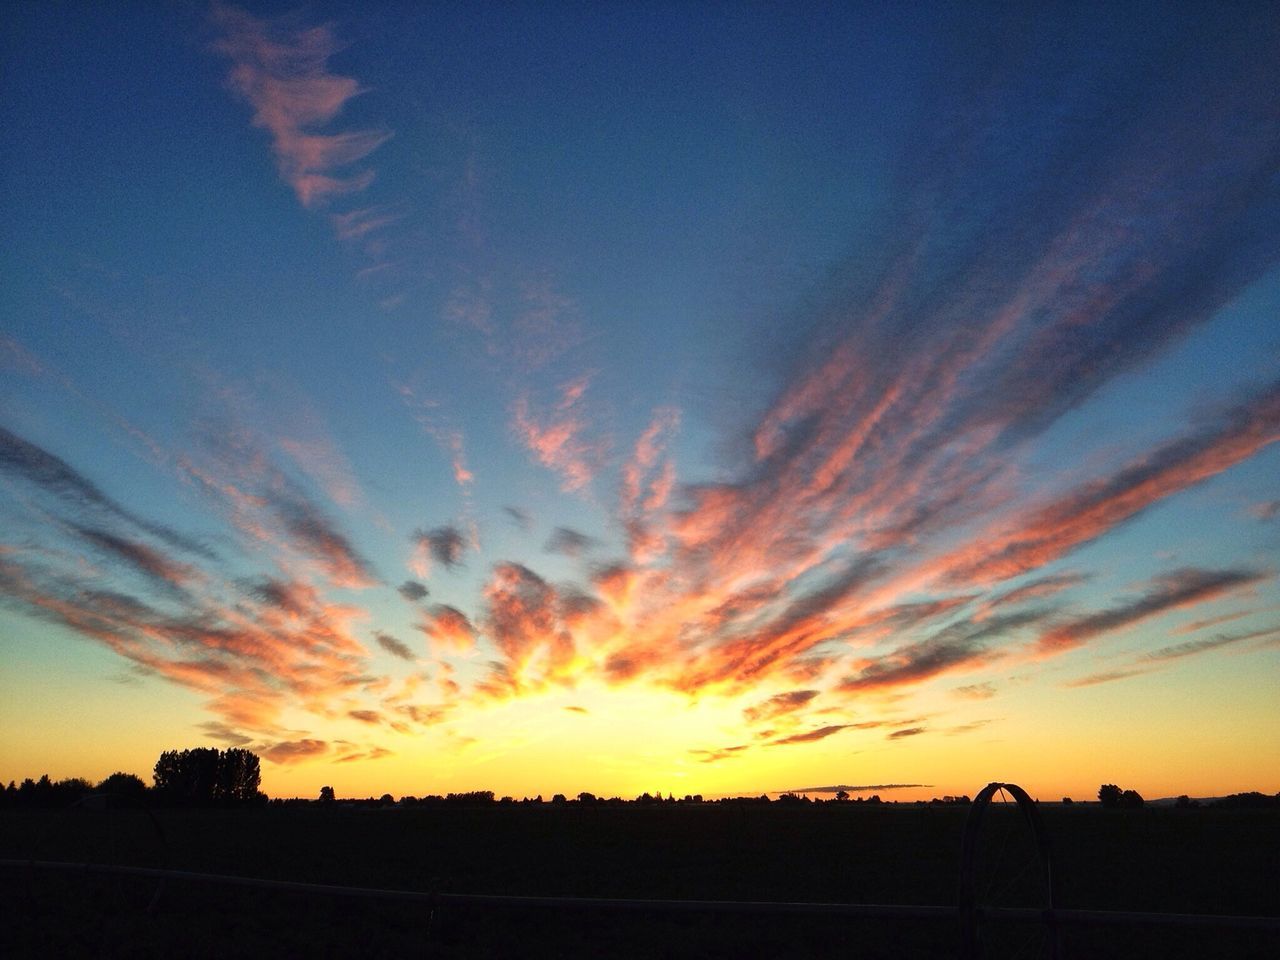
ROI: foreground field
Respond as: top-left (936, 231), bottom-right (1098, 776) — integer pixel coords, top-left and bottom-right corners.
top-left (2, 803), bottom-right (1277, 958)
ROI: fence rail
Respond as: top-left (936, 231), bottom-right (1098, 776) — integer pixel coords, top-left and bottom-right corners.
top-left (5, 857), bottom-right (1279, 931)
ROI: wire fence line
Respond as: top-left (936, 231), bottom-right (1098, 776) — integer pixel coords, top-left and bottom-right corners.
top-left (5, 857), bottom-right (1279, 930)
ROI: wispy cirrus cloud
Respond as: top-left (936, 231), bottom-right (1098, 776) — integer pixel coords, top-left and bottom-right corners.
top-left (513, 376), bottom-right (603, 493)
top-left (768, 724), bottom-right (851, 746)
top-left (212, 4), bottom-right (390, 208)
top-left (742, 690), bottom-right (820, 725)
top-left (0, 425), bottom-right (215, 560)
top-left (1035, 567), bottom-right (1268, 656)
top-left (260, 738), bottom-right (329, 765)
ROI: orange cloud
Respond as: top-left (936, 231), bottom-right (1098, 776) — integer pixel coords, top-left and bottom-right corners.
top-left (418, 604), bottom-right (477, 654)
top-left (513, 376), bottom-right (602, 492)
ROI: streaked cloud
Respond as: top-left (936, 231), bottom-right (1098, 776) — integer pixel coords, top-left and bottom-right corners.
top-left (768, 724), bottom-right (851, 746)
top-left (1035, 567), bottom-right (1268, 656)
top-left (513, 376), bottom-right (602, 493)
top-left (213, 4), bottom-right (390, 208)
top-left (260, 738), bottom-right (329, 764)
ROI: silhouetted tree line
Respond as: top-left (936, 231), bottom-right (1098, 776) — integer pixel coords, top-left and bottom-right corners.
top-left (1098, 784), bottom-right (1145, 808)
top-left (153, 747), bottom-right (264, 805)
top-left (1209, 791), bottom-right (1280, 809)
top-left (1, 748), bottom-right (264, 809)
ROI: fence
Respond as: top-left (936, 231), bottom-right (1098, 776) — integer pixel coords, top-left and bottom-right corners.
top-left (4, 781), bottom-right (1279, 958)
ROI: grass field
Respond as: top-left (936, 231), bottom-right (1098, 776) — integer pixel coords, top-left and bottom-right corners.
top-left (2, 803), bottom-right (1278, 957)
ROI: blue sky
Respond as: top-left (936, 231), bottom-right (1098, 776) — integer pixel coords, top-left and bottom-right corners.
top-left (2, 1), bottom-right (1278, 799)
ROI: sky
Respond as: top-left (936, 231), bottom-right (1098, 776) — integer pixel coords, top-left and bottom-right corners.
top-left (1, 1), bottom-right (1278, 802)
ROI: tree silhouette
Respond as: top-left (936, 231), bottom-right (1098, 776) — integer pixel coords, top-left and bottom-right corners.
top-left (153, 747), bottom-right (262, 804)
top-left (98, 771), bottom-right (147, 798)
top-left (1098, 783), bottom-right (1122, 807)
top-left (319, 785), bottom-right (336, 802)
top-left (1119, 788), bottom-right (1144, 809)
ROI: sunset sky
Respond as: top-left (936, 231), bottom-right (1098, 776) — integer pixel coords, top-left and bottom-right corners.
top-left (2, 2), bottom-right (1278, 803)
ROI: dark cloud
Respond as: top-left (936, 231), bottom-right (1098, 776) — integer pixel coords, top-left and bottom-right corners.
top-left (260, 738), bottom-right (328, 764)
top-left (273, 491), bottom-right (377, 587)
top-left (397, 580), bottom-right (429, 601)
top-left (743, 689), bottom-right (820, 725)
top-left (1037, 567), bottom-right (1268, 654)
top-left (391, 703), bottom-right (451, 726)
top-left (0, 424), bottom-right (216, 560)
top-left (245, 577), bottom-right (307, 613)
top-left (334, 746), bottom-right (394, 763)
top-left (1142, 625), bottom-right (1280, 663)
top-left (978, 573), bottom-right (1088, 616)
top-left (887, 726), bottom-right (926, 739)
top-left (503, 505), bottom-right (532, 530)
top-left (945, 720), bottom-right (992, 735)
top-left (348, 709), bottom-right (382, 724)
top-left (690, 745), bottom-right (749, 763)
top-left (768, 724), bottom-right (850, 746)
top-left (413, 525), bottom-right (467, 570)
top-left (374, 631), bottom-right (415, 661)
top-left (544, 526), bottom-right (599, 557)
top-left (840, 609), bottom-right (1053, 694)
top-left (786, 783), bottom-right (928, 794)
top-left (70, 524), bottom-right (193, 589)
top-left (197, 720), bottom-right (252, 746)
top-left (954, 682), bottom-right (996, 700)
top-left (1063, 668), bottom-right (1151, 689)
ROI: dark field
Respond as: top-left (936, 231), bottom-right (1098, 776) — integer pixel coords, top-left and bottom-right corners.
top-left (2, 803), bottom-right (1278, 958)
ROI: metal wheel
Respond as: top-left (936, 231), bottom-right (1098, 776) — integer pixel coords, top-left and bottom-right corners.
top-left (959, 782), bottom-right (1059, 960)
top-left (26, 794), bottom-right (170, 949)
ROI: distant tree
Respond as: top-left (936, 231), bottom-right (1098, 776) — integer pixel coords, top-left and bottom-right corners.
top-left (319, 785), bottom-right (336, 802)
top-left (578, 792), bottom-right (596, 804)
top-left (835, 790), bottom-right (850, 801)
top-left (1174, 795), bottom-right (1198, 809)
top-left (98, 772), bottom-right (147, 798)
top-left (216, 748), bottom-right (262, 803)
top-left (153, 748), bottom-right (263, 804)
top-left (552, 793), bottom-right (567, 804)
top-left (446, 791), bottom-right (495, 804)
top-left (1214, 791), bottom-right (1280, 809)
top-left (379, 793), bottom-right (394, 805)
top-left (1061, 797), bottom-right (1073, 805)
top-left (1119, 789), bottom-right (1144, 809)
top-left (1098, 784), bottom-right (1122, 808)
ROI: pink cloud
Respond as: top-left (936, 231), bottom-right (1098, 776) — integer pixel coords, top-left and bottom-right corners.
top-left (513, 376), bottom-right (602, 492)
top-left (213, 5), bottom-right (390, 208)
